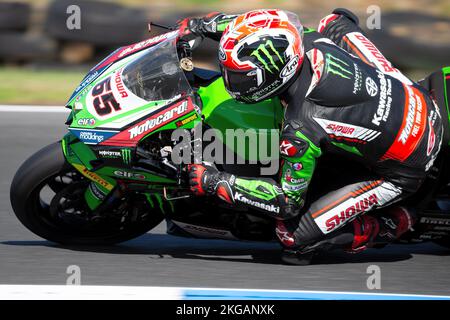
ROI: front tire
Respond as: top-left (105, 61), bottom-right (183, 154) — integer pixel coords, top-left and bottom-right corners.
top-left (10, 142), bottom-right (164, 245)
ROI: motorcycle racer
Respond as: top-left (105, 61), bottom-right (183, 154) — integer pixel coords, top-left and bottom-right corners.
top-left (180, 9), bottom-right (444, 264)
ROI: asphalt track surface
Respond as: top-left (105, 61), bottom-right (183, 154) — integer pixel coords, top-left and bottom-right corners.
top-left (1, 108), bottom-right (450, 296)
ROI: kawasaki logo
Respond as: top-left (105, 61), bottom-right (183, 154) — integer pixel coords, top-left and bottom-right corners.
top-left (128, 101), bottom-right (188, 139)
top-left (234, 192), bottom-right (280, 213)
top-left (121, 149), bottom-right (131, 164)
top-left (325, 53), bottom-right (352, 79)
top-left (251, 40), bottom-right (284, 74)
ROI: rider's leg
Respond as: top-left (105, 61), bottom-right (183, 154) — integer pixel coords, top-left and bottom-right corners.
top-left (279, 205), bottom-right (416, 265)
top-left (276, 179), bottom-right (405, 249)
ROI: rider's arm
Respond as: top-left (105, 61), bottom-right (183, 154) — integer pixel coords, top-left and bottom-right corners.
top-left (279, 122), bottom-right (322, 210)
top-left (317, 8), bottom-right (363, 49)
top-left (317, 8), bottom-right (412, 84)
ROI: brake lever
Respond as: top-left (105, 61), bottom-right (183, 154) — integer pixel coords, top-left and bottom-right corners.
top-left (148, 22), bottom-right (176, 32)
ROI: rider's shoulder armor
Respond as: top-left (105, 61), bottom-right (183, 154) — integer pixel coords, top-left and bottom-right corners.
top-left (304, 39), bottom-right (382, 107)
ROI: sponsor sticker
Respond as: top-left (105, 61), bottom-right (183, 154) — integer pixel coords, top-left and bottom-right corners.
top-left (77, 118), bottom-right (96, 126)
top-left (292, 162), bottom-right (303, 171)
top-left (128, 101), bottom-right (189, 139)
top-left (114, 170), bottom-right (146, 180)
top-left (313, 117), bottom-right (380, 143)
top-left (279, 140), bottom-right (297, 156)
top-left (114, 69), bottom-right (128, 98)
top-left (176, 113), bottom-right (198, 127)
top-left (280, 55), bottom-right (300, 79)
top-left (69, 128), bottom-right (119, 145)
top-left (69, 70), bottom-right (100, 101)
top-left (118, 31), bottom-right (179, 58)
top-left (282, 181), bottom-right (308, 192)
top-left (365, 77), bottom-right (378, 97)
top-left (324, 193), bottom-right (378, 232)
top-left (98, 150), bottom-right (121, 158)
top-left (89, 182), bottom-right (106, 200)
top-left (372, 71), bottom-right (392, 126)
top-left (234, 192), bottom-right (280, 213)
top-left (72, 164), bottom-right (113, 191)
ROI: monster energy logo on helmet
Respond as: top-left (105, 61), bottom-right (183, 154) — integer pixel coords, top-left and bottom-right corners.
top-left (121, 149), bottom-right (131, 164)
top-left (251, 39), bottom-right (285, 74)
top-left (325, 53), bottom-right (353, 79)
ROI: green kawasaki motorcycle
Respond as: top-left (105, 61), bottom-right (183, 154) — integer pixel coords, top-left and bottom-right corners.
top-left (9, 29), bottom-right (450, 249)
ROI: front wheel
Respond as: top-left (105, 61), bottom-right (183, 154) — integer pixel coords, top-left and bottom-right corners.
top-left (10, 142), bottom-right (164, 245)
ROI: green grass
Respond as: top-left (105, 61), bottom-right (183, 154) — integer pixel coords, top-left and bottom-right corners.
top-left (0, 66), bottom-right (433, 105)
top-left (0, 67), bottom-right (88, 105)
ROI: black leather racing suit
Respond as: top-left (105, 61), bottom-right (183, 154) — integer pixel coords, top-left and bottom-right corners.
top-left (191, 12), bottom-right (444, 249)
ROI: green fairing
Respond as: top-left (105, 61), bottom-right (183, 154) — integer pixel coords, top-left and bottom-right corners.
top-left (331, 141), bottom-right (363, 156)
top-left (443, 66), bottom-right (450, 144)
top-left (70, 140), bottom-right (97, 170)
top-left (96, 167), bottom-right (177, 184)
top-left (145, 193), bottom-right (175, 214)
top-left (199, 78), bottom-right (283, 161)
top-left (84, 187), bottom-right (102, 210)
top-left (62, 133), bottom-right (117, 210)
top-left (63, 54), bottom-right (285, 212)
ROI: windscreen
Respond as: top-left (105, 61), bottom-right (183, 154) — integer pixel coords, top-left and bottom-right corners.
top-left (122, 37), bottom-right (192, 102)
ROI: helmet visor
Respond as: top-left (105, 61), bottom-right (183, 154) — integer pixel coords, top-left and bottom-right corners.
top-left (221, 65), bottom-right (262, 99)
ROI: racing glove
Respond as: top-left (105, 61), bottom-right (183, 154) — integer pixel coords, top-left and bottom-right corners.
top-left (178, 12), bottom-right (237, 41)
top-left (188, 164), bottom-right (300, 220)
top-left (318, 7), bottom-right (360, 35)
top-left (188, 164), bottom-right (236, 204)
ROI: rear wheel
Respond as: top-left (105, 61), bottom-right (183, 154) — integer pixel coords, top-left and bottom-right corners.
top-left (10, 142), bottom-right (164, 245)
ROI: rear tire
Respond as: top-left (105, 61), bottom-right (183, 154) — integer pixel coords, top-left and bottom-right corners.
top-left (10, 142), bottom-right (163, 245)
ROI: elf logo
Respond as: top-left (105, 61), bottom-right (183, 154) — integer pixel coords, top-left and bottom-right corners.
top-left (114, 170), bottom-right (145, 180)
top-left (325, 194), bottom-right (379, 232)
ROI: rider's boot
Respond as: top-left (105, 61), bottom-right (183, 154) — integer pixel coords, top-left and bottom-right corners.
top-left (276, 207), bottom-right (416, 265)
top-left (346, 206), bottom-right (417, 253)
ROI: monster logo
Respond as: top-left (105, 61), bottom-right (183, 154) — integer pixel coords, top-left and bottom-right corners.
top-left (121, 149), bottom-right (132, 165)
top-left (250, 39), bottom-right (285, 74)
top-left (325, 53), bottom-right (353, 80)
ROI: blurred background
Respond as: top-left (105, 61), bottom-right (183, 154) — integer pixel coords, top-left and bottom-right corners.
top-left (0, 0), bottom-right (449, 105)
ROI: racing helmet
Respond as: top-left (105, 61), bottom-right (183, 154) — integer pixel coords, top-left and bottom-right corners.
top-left (218, 9), bottom-right (305, 103)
